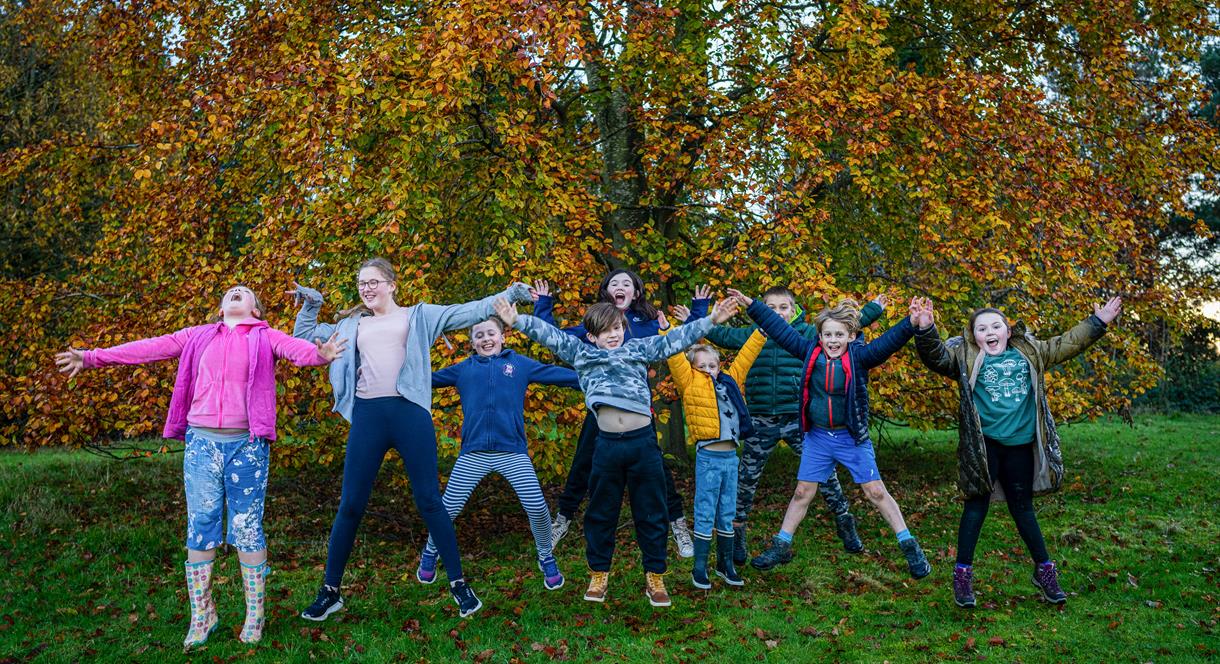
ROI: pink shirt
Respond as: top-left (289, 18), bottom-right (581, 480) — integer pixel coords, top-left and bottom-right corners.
top-left (187, 320), bottom-right (258, 430)
top-left (356, 308), bottom-right (410, 398)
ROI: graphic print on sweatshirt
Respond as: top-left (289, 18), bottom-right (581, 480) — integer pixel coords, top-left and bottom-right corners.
top-left (979, 353), bottom-right (1030, 404)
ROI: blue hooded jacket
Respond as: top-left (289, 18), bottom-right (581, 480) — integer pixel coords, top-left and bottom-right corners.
top-left (433, 349), bottom-right (580, 454)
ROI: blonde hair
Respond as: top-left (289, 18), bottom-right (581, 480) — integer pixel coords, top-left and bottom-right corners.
top-left (685, 343), bottom-right (720, 364)
top-left (814, 299), bottom-right (862, 336)
top-left (339, 257), bottom-right (397, 319)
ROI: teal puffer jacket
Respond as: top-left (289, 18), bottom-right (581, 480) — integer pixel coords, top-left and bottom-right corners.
top-left (706, 301), bottom-right (883, 417)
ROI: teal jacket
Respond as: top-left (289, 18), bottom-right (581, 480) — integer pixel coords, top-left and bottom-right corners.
top-left (705, 301), bottom-right (884, 417)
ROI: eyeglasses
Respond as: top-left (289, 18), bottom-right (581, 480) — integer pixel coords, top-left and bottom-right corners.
top-left (357, 279), bottom-right (392, 290)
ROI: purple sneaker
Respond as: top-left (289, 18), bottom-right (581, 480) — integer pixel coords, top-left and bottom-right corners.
top-left (953, 565), bottom-right (976, 608)
top-left (416, 549), bottom-right (438, 584)
top-left (1033, 561), bottom-right (1067, 604)
top-left (538, 556), bottom-right (564, 590)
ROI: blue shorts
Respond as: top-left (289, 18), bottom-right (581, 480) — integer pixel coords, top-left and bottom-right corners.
top-left (796, 428), bottom-right (881, 484)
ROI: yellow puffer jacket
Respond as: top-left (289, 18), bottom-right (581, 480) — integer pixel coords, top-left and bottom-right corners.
top-left (666, 327), bottom-right (767, 445)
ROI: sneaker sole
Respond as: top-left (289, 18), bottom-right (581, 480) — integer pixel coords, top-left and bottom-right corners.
top-left (750, 557), bottom-right (792, 571)
top-left (691, 574), bottom-right (712, 590)
top-left (583, 593), bottom-right (606, 602)
top-left (300, 600), bottom-right (344, 622)
top-left (954, 597), bottom-right (976, 608)
top-left (646, 592), bottom-right (672, 607)
top-left (457, 598), bottom-right (483, 618)
top-left (544, 578), bottom-right (565, 591)
top-left (715, 570), bottom-right (745, 587)
top-left (416, 569), bottom-right (437, 585)
top-left (910, 565), bottom-right (932, 580)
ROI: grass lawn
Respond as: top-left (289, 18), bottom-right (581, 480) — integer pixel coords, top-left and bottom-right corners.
top-left (0, 414), bottom-right (1216, 662)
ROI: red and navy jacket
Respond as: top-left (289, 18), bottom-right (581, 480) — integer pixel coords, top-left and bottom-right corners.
top-left (745, 300), bottom-right (915, 444)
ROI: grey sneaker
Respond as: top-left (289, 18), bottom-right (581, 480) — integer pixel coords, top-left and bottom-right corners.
top-left (750, 536), bottom-right (794, 571)
top-left (835, 513), bottom-right (864, 554)
top-left (1033, 561), bottom-right (1067, 604)
top-left (899, 537), bottom-right (932, 579)
top-left (551, 514), bottom-right (571, 546)
top-left (953, 565), bottom-right (976, 608)
top-left (671, 518), bottom-right (694, 558)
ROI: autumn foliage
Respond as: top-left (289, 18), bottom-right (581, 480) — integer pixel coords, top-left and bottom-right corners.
top-left (2, 0), bottom-right (1216, 476)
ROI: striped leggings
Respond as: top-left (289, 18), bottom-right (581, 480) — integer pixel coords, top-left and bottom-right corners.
top-left (424, 451), bottom-right (554, 561)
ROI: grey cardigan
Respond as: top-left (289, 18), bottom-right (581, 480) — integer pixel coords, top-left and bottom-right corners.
top-left (293, 282), bottom-right (533, 422)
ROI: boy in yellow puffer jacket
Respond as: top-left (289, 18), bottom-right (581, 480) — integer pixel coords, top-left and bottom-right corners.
top-left (663, 287), bottom-right (766, 589)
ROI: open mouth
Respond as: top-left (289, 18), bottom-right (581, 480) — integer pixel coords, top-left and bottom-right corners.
top-left (612, 292), bottom-right (628, 307)
top-left (984, 337), bottom-right (1001, 352)
top-left (228, 292), bottom-right (243, 302)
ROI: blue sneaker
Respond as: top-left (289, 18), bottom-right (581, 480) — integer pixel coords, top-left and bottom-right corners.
top-left (538, 556), bottom-right (565, 590)
top-left (450, 580), bottom-right (483, 618)
top-left (416, 549), bottom-right (438, 584)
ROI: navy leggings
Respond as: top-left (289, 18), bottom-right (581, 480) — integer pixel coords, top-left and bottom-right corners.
top-left (956, 438), bottom-right (1050, 566)
top-left (324, 397), bottom-right (462, 587)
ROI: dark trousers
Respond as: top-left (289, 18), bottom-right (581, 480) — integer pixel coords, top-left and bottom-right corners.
top-left (957, 438), bottom-right (1050, 566)
top-left (583, 424), bottom-right (669, 574)
top-left (557, 411), bottom-right (685, 522)
top-left (324, 397), bottom-right (463, 587)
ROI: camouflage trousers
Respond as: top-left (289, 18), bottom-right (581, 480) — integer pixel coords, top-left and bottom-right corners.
top-left (735, 413), bottom-right (851, 523)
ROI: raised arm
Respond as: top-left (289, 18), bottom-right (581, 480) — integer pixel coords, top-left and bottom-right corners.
top-left (290, 284), bottom-right (338, 342)
top-left (268, 328), bottom-right (344, 367)
top-left (531, 291), bottom-right (588, 339)
top-left (913, 325), bottom-right (960, 378)
top-left (629, 316), bottom-right (716, 363)
top-left (420, 282), bottom-right (534, 338)
top-left (1029, 314), bottom-right (1110, 367)
top-left (78, 327), bottom-right (196, 370)
top-left (658, 322), bottom-right (696, 394)
top-left (505, 301), bottom-right (585, 365)
top-left (726, 329), bottom-right (767, 385)
top-left (526, 358), bottom-right (582, 389)
top-left (740, 298), bottom-right (816, 360)
top-left (859, 298), bottom-right (885, 329)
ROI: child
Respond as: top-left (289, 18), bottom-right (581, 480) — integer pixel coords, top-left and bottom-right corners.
top-left (706, 286), bottom-right (887, 563)
top-left (291, 258), bottom-right (533, 620)
top-left (54, 285), bottom-right (346, 650)
top-left (727, 289), bottom-right (932, 579)
top-left (416, 315), bottom-right (581, 590)
top-left (493, 294), bottom-right (739, 607)
top-left (910, 296), bottom-right (1122, 607)
top-left (665, 291), bottom-right (766, 589)
top-left (532, 271), bottom-right (695, 558)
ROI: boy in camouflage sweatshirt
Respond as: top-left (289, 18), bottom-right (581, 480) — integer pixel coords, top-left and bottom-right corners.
top-left (494, 295), bottom-right (738, 608)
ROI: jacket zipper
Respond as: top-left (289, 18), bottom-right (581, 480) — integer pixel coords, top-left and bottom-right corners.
top-left (825, 358), bottom-right (834, 428)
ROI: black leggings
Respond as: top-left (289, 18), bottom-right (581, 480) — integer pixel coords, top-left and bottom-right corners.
top-left (956, 438), bottom-right (1050, 566)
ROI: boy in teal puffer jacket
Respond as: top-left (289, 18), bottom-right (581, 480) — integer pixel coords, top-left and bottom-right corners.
top-left (705, 287), bottom-right (885, 564)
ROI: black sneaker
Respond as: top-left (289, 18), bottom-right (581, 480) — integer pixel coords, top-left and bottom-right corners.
top-left (899, 537), bottom-right (932, 579)
top-left (449, 580), bottom-right (483, 618)
top-left (750, 536), bottom-right (794, 571)
top-left (301, 584), bottom-right (344, 621)
top-left (835, 513), bottom-right (864, 554)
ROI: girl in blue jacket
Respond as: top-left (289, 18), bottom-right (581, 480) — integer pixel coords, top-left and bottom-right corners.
top-left (416, 316), bottom-right (582, 590)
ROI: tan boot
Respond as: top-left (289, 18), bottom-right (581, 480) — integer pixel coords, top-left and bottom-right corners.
top-left (645, 571), bottom-right (671, 607)
top-left (239, 561), bottom-right (269, 643)
top-left (584, 571), bottom-right (609, 602)
top-left (183, 560), bottom-right (218, 651)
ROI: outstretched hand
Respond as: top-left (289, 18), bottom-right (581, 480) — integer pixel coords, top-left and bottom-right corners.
top-left (530, 279), bottom-right (551, 301)
top-left (710, 297), bottom-right (740, 324)
top-left (870, 293), bottom-right (890, 309)
top-left (693, 284), bottom-right (712, 300)
top-left (670, 304), bottom-right (691, 324)
top-left (1094, 296), bottom-right (1122, 324)
top-left (657, 311), bottom-right (671, 331)
top-left (493, 297), bottom-right (519, 326)
top-left (285, 281), bottom-right (322, 306)
top-left (55, 348), bottom-right (86, 379)
top-left (726, 288), bottom-right (753, 307)
top-left (908, 297), bottom-right (935, 329)
top-left (315, 332), bottom-right (349, 362)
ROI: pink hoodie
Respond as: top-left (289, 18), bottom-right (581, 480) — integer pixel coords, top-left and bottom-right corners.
top-left (83, 319), bottom-right (327, 440)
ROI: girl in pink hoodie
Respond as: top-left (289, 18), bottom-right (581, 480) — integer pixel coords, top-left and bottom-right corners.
top-left (56, 285), bottom-right (346, 651)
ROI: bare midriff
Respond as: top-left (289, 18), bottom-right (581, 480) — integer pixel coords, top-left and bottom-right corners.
top-left (595, 405), bottom-right (651, 433)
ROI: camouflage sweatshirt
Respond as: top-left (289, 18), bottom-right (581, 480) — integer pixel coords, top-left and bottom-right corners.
top-left (513, 313), bottom-right (715, 417)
